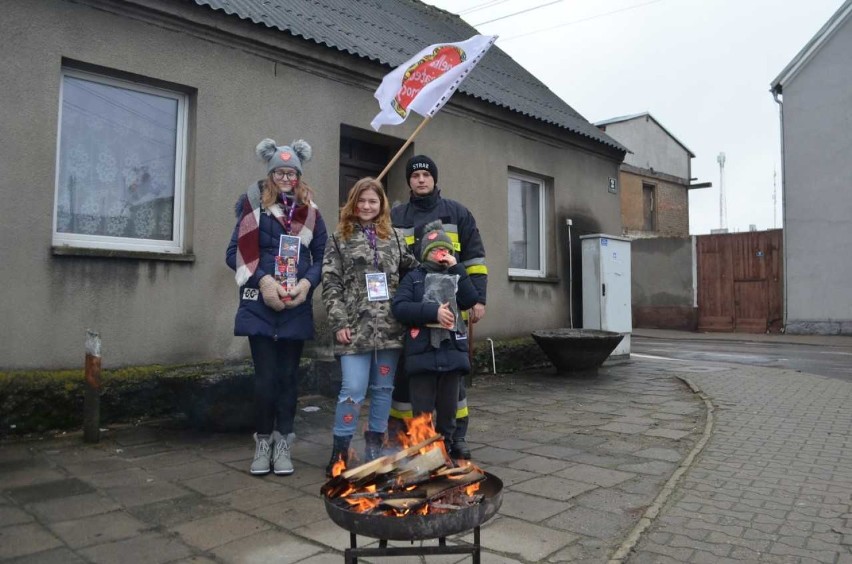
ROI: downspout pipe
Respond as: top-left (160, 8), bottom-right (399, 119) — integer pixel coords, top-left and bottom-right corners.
top-left (772, 88), bottom-right (788, 331)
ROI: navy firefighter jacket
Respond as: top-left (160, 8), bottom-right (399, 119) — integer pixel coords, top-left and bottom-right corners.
top-left (391, 188), bottom-right (487, 305)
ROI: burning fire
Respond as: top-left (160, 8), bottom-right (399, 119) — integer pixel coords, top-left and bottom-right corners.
top-left (397, 413), bottom-right (436, 451)
top-left (322, 414), bottom-right (487, 515)
top-left (330, 455), bottom-right (346, 478)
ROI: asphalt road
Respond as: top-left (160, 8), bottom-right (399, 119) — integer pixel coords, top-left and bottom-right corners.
top-left (632, 335), bottom-right (852, 381)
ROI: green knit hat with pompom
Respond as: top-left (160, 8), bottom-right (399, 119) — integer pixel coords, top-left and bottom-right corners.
top-left (420, 220), bottom-right (455, 262)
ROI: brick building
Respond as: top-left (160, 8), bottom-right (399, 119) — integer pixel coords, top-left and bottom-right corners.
top-left (596, 113), bottom-right (710, 237)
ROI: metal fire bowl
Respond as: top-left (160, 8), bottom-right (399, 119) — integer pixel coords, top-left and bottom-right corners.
top-left (531, 328), bottom-right (625, 373)
top-left (323, 472), bottom-right (503, 541)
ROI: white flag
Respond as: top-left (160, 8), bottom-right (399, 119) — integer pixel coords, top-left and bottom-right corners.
top-left (370, 34), bottom-right (497, 131)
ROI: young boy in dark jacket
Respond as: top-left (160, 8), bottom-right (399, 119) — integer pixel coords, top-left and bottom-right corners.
top-left (391, 221), bottom-right (480, 450)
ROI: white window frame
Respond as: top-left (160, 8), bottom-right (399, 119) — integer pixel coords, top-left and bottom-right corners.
top-left (507, 171), bottom-right (547, 278)
top-left (52, 67), bottom-right (189, 254)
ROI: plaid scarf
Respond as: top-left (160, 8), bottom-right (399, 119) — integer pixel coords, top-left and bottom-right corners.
top-left (234, 182), bottom-right (318, 286)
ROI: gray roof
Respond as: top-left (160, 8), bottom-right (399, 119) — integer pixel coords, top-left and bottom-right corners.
top-left (771, 0), bottom-right (852, 94)
top-left (193, 0), bottom-right (625, 152)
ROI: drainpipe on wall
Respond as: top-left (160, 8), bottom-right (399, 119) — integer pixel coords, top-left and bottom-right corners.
top-left (566, 218), bottom-right (574, 328)
top-left (772, 89), bottom-right (788, 331)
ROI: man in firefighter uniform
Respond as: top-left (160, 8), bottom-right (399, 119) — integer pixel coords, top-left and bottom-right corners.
top-left (389, 154), bottom-right (487, 459)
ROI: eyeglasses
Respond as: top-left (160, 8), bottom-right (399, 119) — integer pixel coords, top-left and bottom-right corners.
top-left (272, 170), bottom-right (298, 180)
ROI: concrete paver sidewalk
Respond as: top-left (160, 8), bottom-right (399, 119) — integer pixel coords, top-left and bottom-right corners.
top-left (5, 345), bottom-right (852, 563)
top-left (1, 362), bottom-right (706, 563)
top-left (629, 362), bottom-right (852, 563)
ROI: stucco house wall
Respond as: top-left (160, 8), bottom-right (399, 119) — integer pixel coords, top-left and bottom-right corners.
top-left (631, 237), bottom-right (696, 330)
top-left (772, 2), bottom-right (852, 334)
top-left (0, 0), bottom-right (623, 369)
top-left (600, 116), bottom-right (689, 179)
top-left (597, 113), bottom-right (698, 239)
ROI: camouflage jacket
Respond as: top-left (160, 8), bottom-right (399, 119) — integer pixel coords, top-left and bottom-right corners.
top-left (321, 225), bottom-right (419, 355)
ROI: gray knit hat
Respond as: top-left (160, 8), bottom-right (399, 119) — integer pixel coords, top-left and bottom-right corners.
top-left (256, 138), bottom-right (313, 174)
top-left (420, 220), bottom-right (455, 262)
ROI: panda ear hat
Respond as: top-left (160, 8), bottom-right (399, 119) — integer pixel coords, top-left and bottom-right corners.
top-left (255, 138), bottom-right (313, 174)
top-left (290, 139), bottom-right (312, 164)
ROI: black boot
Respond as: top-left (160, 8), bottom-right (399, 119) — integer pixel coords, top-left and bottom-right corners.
top-left (450, 417), bottom-right (471, 459)
top-left (386, 416), bottom-right (406, 451)
top-left (325, 435), bottom-right (352, 478)
top-left (364, 431), bottom-right (384, 462)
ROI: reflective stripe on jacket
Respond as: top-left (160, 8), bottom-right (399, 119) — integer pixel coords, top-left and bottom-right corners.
top-left (391, 188), bottom-right (487, 304)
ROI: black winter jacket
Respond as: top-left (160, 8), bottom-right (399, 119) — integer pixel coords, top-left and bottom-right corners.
top-left (391, 264), bottom-right (480, 376)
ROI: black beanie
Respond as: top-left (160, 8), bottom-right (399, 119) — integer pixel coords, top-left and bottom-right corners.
top-left (406, 155), bottom-right (438, 184)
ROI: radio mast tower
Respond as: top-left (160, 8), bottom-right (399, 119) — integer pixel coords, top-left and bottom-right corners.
top-left (717, 152), bottom-right (727, 230)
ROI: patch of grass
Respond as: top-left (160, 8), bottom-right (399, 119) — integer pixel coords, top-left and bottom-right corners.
top-left (1, 337), bottom-right (551, 436)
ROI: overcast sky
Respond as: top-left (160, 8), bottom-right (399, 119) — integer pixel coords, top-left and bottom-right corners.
top-left (422, 0), bottom-right (844, 234)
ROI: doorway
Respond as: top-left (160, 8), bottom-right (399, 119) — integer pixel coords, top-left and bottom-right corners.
top-left (339, 125), bottom-right (406, 208)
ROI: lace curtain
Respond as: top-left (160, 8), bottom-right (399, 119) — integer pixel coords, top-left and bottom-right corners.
top-left (56, 74), bottom-right (178, 241)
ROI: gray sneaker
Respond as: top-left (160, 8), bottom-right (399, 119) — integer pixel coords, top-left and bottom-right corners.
top-left (271, 431), bottom-right (294, 475)
top-left (251, 433), bottom-right (272, 475)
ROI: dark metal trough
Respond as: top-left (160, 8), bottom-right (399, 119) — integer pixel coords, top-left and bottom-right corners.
top-left (531, 328), bottom-right (625, 373)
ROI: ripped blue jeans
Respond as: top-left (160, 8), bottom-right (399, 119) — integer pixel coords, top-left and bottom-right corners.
top-left (333, 349), bottom-right (399, 437)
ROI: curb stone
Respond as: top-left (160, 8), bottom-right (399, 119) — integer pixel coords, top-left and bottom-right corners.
top-left (608, 375), bottom-right (716, 562)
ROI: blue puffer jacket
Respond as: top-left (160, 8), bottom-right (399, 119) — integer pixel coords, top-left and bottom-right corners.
top-left (391, 264), bottom-right (479, 376)
top-left (225, 186), bottom-right (328, 340)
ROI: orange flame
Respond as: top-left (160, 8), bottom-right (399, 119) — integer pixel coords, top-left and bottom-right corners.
top-left (401, 413), bottom-right (436, 447)
top-left (331, 456), bottom-right (346, 478)
top-left (342, 484), bottom-right (379, 512)
top-left (344, 496), bottom-right (381, 512)
top-left (325, 414), bottom-right (486, 516)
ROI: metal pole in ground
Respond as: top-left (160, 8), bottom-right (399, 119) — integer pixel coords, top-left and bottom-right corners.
top-left (466, 316), bottom-right (474, 387)
top-left (83, 330), bottom-right (101, 443)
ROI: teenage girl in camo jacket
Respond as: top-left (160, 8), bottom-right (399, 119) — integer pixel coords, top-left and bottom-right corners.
top-left (321, 177), bottom-right (418, 476)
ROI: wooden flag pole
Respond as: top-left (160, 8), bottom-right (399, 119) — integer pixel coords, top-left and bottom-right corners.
top-left (376, 116), bottom-right (432, 182)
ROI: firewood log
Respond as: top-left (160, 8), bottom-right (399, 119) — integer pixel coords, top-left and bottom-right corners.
top-left (341, 434), bottom-right (442, 481)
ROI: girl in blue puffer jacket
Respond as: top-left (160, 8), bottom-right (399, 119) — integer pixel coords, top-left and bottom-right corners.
top-left (226, 138), bottom-right (327, 477)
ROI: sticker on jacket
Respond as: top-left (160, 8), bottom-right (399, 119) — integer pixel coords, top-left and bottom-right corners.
top-left (242, 288), bottom-right (259, 301)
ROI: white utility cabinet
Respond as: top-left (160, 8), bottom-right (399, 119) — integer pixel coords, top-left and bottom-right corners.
top-left (581, 234), bottom-right (632, 357)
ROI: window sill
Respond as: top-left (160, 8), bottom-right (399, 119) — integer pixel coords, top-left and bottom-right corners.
top-left (52, 246), bottom-right (195, 262)
top-left (508, 275), bottom-right (560, 284)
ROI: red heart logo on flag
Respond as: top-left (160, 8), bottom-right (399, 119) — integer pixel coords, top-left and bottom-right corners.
top-left (393, 46), bottom-right (464, 114)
